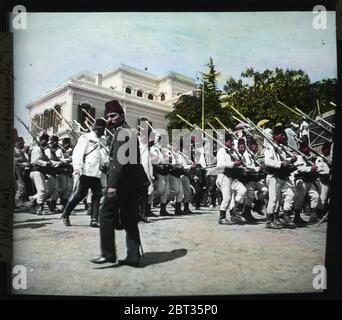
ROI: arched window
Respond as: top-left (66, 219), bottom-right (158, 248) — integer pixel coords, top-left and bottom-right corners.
top-left (137, 90), bottom-right (143, 97)
top-left (160, 93), bottom-right (165, 101)
top-left (125, 87), bottom-right (132, 94)
top-left (148, 93), bottom-right (154, 100)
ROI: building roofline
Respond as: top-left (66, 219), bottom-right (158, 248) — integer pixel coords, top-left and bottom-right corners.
top-left (102, 64), bottom-right (196, 86)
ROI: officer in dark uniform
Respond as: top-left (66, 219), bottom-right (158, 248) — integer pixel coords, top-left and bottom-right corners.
top-left (91, 100), bottom-right (148, 266)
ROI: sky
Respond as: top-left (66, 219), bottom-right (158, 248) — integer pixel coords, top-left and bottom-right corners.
top-left (11, 12), bottom-right (337, 136)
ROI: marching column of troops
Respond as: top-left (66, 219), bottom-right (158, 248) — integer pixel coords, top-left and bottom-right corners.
top-left (14, 102), bottom-right (333, 234)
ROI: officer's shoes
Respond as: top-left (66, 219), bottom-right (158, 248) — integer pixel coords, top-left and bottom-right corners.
top-left (90, 220), bottom-right (99, 228)
top-left (118, 257), bottom-right (140, 268)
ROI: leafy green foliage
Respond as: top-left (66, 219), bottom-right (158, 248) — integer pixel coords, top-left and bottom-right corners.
top-left (166, 59), bottom-right (336, 130)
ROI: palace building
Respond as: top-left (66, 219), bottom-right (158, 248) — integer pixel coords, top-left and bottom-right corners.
top-left (26, 64), bottom-right (197, 140)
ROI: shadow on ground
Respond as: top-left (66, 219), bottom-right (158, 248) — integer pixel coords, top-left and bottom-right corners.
top-left (14, 222), bottom-right (53, 229)
top-left (93, 248), bottom-right (188, 270)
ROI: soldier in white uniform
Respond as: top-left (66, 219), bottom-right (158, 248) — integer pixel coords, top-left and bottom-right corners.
top-left (292, 141), bottom-right (320, 224)
top-left (14, 137), bottom-right (30, 208)
top-left (47, 135), bottom-right (63, 213)
top-left (246, 136), bottom-right (268, 215)
top-left (215, 133), bottom-right (246, 225)
top-left (299, 118), bottom-right (310, 144)
top-left (168, 145), bottom-right (185, 215)
top-left (150, 133), bottom-right (171, 216)
top-left (315, 142), bottom-right (332, 220)
top-left (264, 126), bottom-right (297, 229)
top-left (138, 127), bottom-right (155, 221)
top-left (237, 138), bottom-right (262, 223)
top-left (61, 119), bottom-right (107, 227)
top-left (29, 132), bottom-right (61, 215)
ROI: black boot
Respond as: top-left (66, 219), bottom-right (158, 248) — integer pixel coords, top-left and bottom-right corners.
top-left (90, 202), bottom-right (100, 227)
top-left (60, 199), bottom-right (68, 211)
top-left (231, 203), bottom-right (246, 224)
top-left (48, 200), bottom-right (57, 214)
top-left (36, 203), bottom-right (45, 215)
top-left (183, 203), bottom-right (194, 215)
top-left (174, 202), bottom-right (184, 215)
top-left (309, 209), bottom-right (319, 223)
top-left (273, 212), bottom-right (283, 227)
top-left (280, 210), bottom-right (295, 227)
top-left (293, 210), bottom-right (307, 225)
top-left (218, 210), bottom-right (231, 225)
top-left (160, 203), bottom-right (170, 216)
top-left (146, 203), bottom-right (157, 217)
top-left (265, 213), bottom-right (282, 229)
top-left (60, 209), bottom-right (71, 226)
top-left (241, 205), bottom-right (258, 223)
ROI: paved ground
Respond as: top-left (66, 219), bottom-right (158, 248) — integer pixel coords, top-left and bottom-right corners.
top-left (11, 205), bottom-right (327, 297)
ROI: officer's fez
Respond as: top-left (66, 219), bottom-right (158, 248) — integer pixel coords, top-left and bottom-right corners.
top-left (104, 100), bottom-right (124, 117)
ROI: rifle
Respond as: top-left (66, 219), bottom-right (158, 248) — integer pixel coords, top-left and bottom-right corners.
top-left (277, 101), bottom-right (333, 136)
top-left (15, 115), bottom-right (52, 166)
top-left (213, 117), bottom-right (262, 167)
top-left (176, 114), bottom-right (248, 167)
top-left (226, 105), bottom-right (305, 179)
top-left (81, 108), bottom-right (115, 138)
top-left (15, 115), bottom-right (41, 147)
top-left (52, 106), bottom-right (79, 141)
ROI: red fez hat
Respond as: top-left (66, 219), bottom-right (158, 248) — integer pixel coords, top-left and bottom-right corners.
top-left (273, 125), bottom-right (284, 136)
top-left (104, 100), bottom-right (124, 117)
top-left (51, 135), bottom-right (59, 143)
top-left (238, 138), bottom-right (246, 146)
top-left (93, 118), bottom-right (106, 129)
top-left (299, 141), bottom-right (309, 151)
top-left (247, 136), bottom-right (257, 147)
top-left (39, 132), bottom-right (50, 141)
top-left (224, 132), bottom-right (232, 142)
top-left (16, 137), bottom-right (24, 144)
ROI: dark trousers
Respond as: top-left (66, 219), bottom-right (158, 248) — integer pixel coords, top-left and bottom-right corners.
top-left (100, 190), bottom-right (141, 262)
top-left (138, 186), bottom-right (149, 220)
top-left (63, 175), bottom-right (102, 221)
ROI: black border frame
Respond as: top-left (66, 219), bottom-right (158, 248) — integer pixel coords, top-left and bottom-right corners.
top-left (0, 0), bottom-right (341, 302)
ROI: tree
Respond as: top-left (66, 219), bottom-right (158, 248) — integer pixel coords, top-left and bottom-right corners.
top-left (222, 67), bottom-right (336, 126)
top-left (166, 57), bottom-right (232, 131)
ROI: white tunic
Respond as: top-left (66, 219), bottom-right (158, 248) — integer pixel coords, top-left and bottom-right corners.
top-left (72, 131), bottom-right (106, 178)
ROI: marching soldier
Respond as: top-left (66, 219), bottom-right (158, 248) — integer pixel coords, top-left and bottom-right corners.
top-left (169, 144), bottom-right (185, 215)
top-left (315, 142), bottom-right (332, 219)
top-left (237, 138), bottom-right (261, 223)
top-left (264, 125), bottom-right (297, 229)
top-left (47, 135), bottom-right (63, 213)
top-left (177, 142), bottom-right (195, 215)
top-left (61, 119), bottom-right (107, 227)
top-left (150, 132), bottom-right (171, 216)
top-left (138, 126), bottom-right (155, 222)
top-left (14, 137), bottom-right (31, 208)
top-left (292, 141), bottom-right (320, 224)
top-left (57, 137), bottom-right (74, 211)
top-left (29, 132), bottom-right (60, 215)
top-left (215, 132), bottom-right (246, 225)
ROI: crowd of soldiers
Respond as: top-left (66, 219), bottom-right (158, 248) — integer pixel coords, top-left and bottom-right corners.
top-left (14, 105), bottom-right (333, 231)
